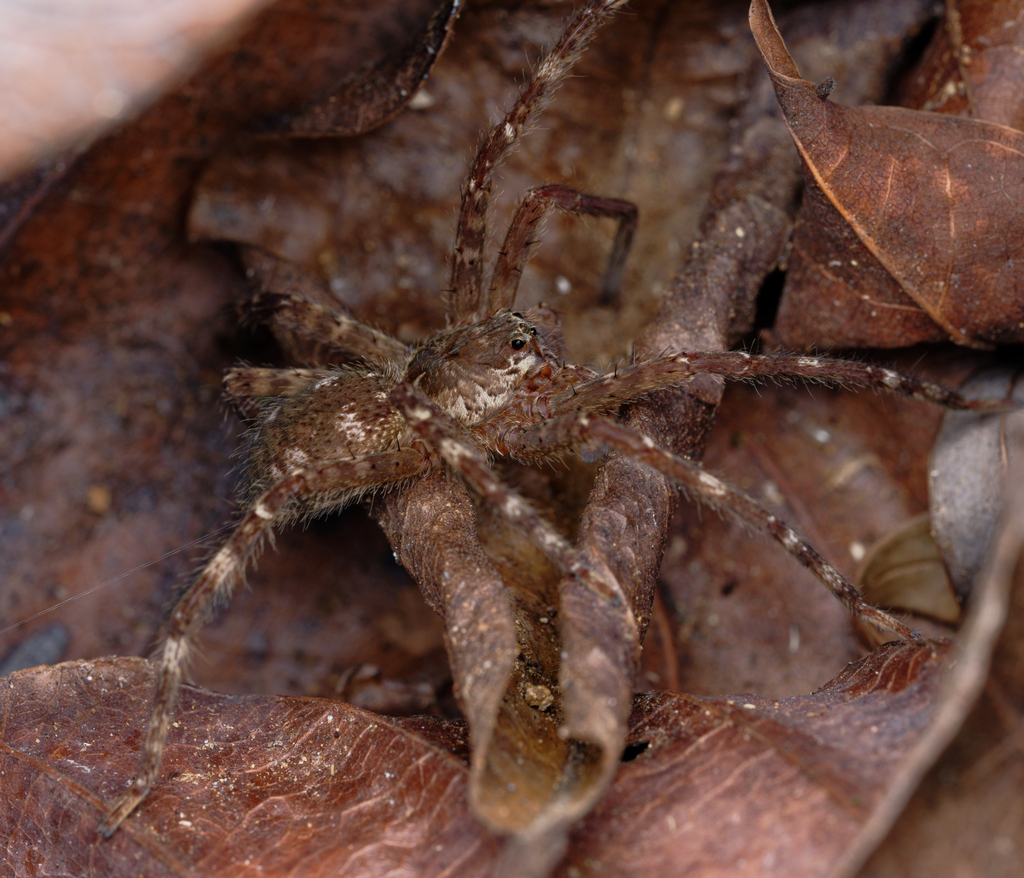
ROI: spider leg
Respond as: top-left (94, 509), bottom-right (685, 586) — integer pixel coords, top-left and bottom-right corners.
top-left (390, 383), bottom-right (625, 604)
top-left (242, 250), bottom-right (409, 365)
top-left (98, 448), bottom-right (428, 836)
top-left (488, 184), bottom-right (637, 312)
top-left (223, 366), bottom-right (322, 419)
top-left (448, 0), bottom-right (631, 321)
top-left (550, 350), bottom-right (1017, 416)
top-left (250, 290), bottom-right (409, 363)
top-left (506, 412), bottom-right (918, 641)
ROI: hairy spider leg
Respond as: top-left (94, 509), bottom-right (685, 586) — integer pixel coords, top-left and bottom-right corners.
top-left (488, 184), bottom-right (637, 313)
top-left (393, 374), bottom-right (915, 640)
top-left (222, 366), bottom-right (324, 419)
top-left (547, 350), bottom-right (1016, 417)
top-left (391, 383), bottom-right (626, 605)
top-left (249, 289), bottom-right (410, 363)
top-left (506, 411), bottom-right (917, 639)
top-left (98, 449), bottom-right (428, 836)
top-left (449, 0), bottom-right (632, 321)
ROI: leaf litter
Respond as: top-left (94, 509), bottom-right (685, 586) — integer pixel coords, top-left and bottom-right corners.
top-left (1, 0), bottom-right (1023, 876)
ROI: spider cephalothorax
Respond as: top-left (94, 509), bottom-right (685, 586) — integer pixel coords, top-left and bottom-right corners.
top-left (100, 0), bottom-right (1009, 839)
top-left (238, 308), bottom-right (557, 512)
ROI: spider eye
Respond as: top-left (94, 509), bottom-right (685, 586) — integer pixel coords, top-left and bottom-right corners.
top-left (510, 337), bottom-right (527, 350)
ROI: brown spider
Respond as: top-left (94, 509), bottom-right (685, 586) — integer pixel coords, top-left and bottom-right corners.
top-left (100, 0), bottom-right (1007, 835)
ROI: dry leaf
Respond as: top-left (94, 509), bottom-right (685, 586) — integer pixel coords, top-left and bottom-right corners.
top-left (751, 0), bottom-right (1024, 348)
top-left (897, 0), bottom-right (1024, 128)
top-left (2, 1), bottom-right (1020, 875)
top-left (0, 643), bottom-right (955, 877)
top-left (930, 367), bottom-right (1024, 598)
top-left (0, 658), bottom-right (498, 877)
top-left (856, 514), bottom-right (961, 628)
top-left (566, 641), bottom-right (954, 877)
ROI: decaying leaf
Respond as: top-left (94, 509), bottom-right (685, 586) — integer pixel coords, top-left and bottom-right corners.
top-left (856, 452), bottom-right (1024, 878)
top-left (930, 367), bottom-right (1024, 598)
top-left (856, 513), bottom-right (962, 629)
top-left (0, 642), bottom-right (956, 878)
top-left (0, 658), bottom-right (499, 877)
top-left (751, 0), bottom-right (1024, 348)
top-left (2, 0), bottom-right (1022, 876)
top-left (897, 0), bottom-right (1024, 129)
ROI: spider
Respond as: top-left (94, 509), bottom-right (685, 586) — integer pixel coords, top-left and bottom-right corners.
top-left (100, 0), bottom-right (1008, 835)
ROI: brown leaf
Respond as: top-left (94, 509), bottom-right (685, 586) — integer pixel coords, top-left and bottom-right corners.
top-left (2, 0), bottom-right (1019, 875)
top-left (259, 0), bottom-right (461, 137)
top-left (562, 641), bottom-right (952, 878)
top-left (856, 452), bottom-right (1024, 878)
top-left (897, 0), bottom-right (1024, 128)
top-left (0, 658), bottom-right (499, 877)
top-left (856, 514), bottom-right (961, 628)
top-left (751, 0), bottom-right (1024, 349)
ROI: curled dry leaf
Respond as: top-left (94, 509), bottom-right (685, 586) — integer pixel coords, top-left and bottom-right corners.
top-left (0, 643), bottom-right (952, 878)
top-left (750, 0), bottom-right (1024, 349)
top-left (929, 367), bottom-right (1024, 599)
top-left (3, 1), bottom-right (1020, 875)
top-left (258, 0), bottom-right (460, 137)
top-left (856, 513), bottom-right (962, 630)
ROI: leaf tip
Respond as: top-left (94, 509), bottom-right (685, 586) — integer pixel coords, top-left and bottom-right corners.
top-left (748, 0), bottom-right (802, 81)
